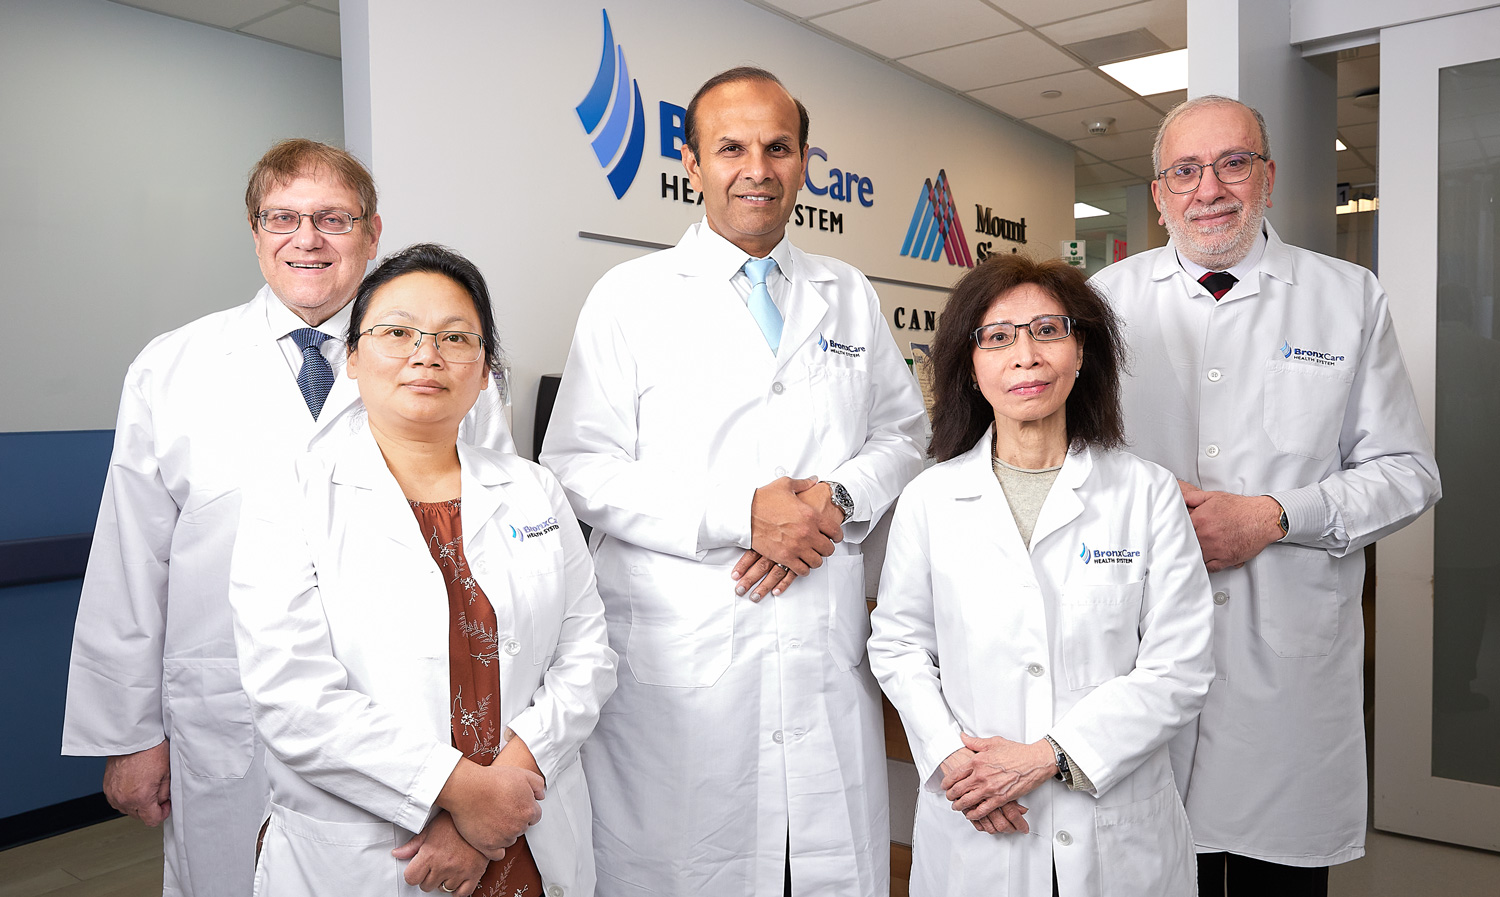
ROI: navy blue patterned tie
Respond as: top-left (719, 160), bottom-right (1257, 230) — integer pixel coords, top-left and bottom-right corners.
top-left (289, 328), bottom-right (335, 420)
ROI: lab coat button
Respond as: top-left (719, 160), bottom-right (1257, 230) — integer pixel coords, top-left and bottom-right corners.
top-left (1205, 444), bottom-right (1220, 458)
top-left (1213, 591), bottom-right (1229, 606)
top-left (1207, 368), bottom-right (1222, 382)
top-left (503, 639), bottom-right (521, 656)
top-left (1027, 662), bottom-right (1044, 677)
top-left (775, 467), bottom-right (787, 476)
top-left (772, 730), bottom-right (784, 744)
top-left (547, 886), bottom-right (564, 897)
top-left (772, 382), bottom-right (785, 394)
top-left (788, 639), bottom-right (801, 649)
top-left (1056, 830), bottom-right (1072, 846)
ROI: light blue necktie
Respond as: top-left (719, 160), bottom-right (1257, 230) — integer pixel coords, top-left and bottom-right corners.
top-left (288, 328), bottom-right (335, 420)
top-left (742, 256), bottom-right (784, 353)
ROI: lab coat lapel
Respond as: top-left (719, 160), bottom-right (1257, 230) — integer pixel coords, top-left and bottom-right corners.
top-left (1031, 446), bottom-right (1092, 549)
top-left (774, 247), bottom-right (833, 373)
top-left (456, 441), bottom-right (512, 560)
top-left (330, 427), bottom-right (430, 558)
top-left (949, 429), bottom-right (1035, 565)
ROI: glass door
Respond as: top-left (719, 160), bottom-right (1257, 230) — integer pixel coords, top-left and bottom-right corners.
top-left (1375, 5), bottom-right (1500, 851)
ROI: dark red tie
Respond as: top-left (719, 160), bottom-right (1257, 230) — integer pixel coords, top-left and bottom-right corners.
top-left (1199, 270), bottom-right (1237, 300)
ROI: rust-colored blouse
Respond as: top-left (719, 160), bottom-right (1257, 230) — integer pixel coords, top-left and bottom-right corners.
top-left (411, 498), bottom-right (544, 897)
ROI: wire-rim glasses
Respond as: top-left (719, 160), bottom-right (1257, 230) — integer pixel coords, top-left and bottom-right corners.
top-left (359, 325), bottom-right (486, 364)
top-left (256, 209), bottom-right (365, 235)
top-left (1156, 152), bottom-right (1267, 194)
top-left (971, 315), bottom-right (1074, 350)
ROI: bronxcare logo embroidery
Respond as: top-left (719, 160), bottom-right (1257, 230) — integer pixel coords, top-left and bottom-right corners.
top-left (819, 333), bottom-right (866, 358)
top-left (1079, 542), bottom-right (1140, 565)
top-left (901, 169), bottom-right (974, 268)
top-left (1279, 340), bottom-right (1347, 367)
top-left (514, 517), bottom-right (562, 540)
top-left (575, 10), bottom-right (647, 199)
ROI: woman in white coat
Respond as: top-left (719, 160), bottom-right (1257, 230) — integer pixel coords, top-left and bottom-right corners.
top-left (229, 244), bottom-right (616, 897)
top-left (868, 255), bottom-right (1214, 897)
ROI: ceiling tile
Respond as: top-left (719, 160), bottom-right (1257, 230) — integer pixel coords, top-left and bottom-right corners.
top-left (812, 0), bottom-right (1018, 59)
top-left (240, 4), bottom-right (341, 57)
top-left (1025, 98), bottom-right (1162, 140)
top-left (759, 0), bottom-right (874, 17)
top-left (990, 0), bottom-right (1128, 28)
top-left (1142, 88), bottom-right (1186, 113)
top-left (1338, 96), bottom-right (1379, 127)
top-left (1339, 122), bottom-right (1378, 149)
top-left (900, 30), bottom-right (1081, 91)
top-left (309, 0), bottom-right (339, 12)
top-left (108, 0), bottom-right (289, 30)
top-left (1076, 162), bottom-right (1137, 186)
top-left (1338, 167), bottom-right (1377, 187)
top-left (1039, 0), bottom-right (1187, 49)
top-left (1337, 55), bottom-right (1380, 98)
top-left (970, 68), bottom-right (1130, 119)
top-left (1068, 127), bottom-right (1157, 162)
top-left (1110, 156), bottom-right (1158, 180)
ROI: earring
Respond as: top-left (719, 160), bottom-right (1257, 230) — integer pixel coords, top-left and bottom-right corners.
top-left (970, 380), bottom-right (980, 390)
top-left (1075, 369), bottom-right (1081, 378)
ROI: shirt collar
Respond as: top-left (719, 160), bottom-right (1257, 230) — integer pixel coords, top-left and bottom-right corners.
top-left (265, 291), bottom-right (353, 342)
top-left (691, 217), bottom-right (795, 284)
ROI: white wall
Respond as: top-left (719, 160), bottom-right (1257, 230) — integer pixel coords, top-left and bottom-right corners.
top-left (0, 0), bottom-right (343, 432)
top-left (347, 0), bottom-right (1075, 458)
top-left (1291, 0), bottom-right (1500, 46)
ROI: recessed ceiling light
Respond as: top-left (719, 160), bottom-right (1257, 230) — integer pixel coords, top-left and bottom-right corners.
top-left (1041, 89), bottom-right (1063, 99)
top-left (1100, 48), bottom-right (1189, 96)
top-left (1075, 202), bottom-right (1110, 219)
top-left (1336, 138), bottom-right (1347, 151)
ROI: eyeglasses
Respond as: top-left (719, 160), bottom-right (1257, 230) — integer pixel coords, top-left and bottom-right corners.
top-left (1156, 152), bottom-right (1266, 194)
top-left (256, 209), bottom-right (364, 235)
top-left (972, 315), bottom-right (1073, 350)
top-left (359, 325), bottom-right (485, 363)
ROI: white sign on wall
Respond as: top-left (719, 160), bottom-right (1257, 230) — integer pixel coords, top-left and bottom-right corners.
top-left (1061, 240), bottom-right (1086, 267)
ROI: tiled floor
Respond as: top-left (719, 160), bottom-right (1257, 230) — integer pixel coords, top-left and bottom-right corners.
top-left (1, 815), bottom-right (1497, 896)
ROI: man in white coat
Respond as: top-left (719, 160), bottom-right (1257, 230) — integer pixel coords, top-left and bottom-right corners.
top-left (1089, 96), bottom-right (1441, 896)
top-left (61, 139), bottom-right (514, 897)
top-left (541, 68), bottom-right (925, 896)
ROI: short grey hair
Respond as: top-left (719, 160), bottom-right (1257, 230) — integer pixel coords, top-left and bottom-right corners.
top-left (1151, 95), bottom-right (1271, 174)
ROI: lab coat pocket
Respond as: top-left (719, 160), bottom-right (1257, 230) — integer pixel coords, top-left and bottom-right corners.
top-left (514, 547), bottom-right (566, 666)
top-left (1254, 546), bottom-right (1338, 657)
top-left (1093, 782), bottom-right (1195, 897)
top-left (255, 802), bottom-right (395, 897)
top-left (1262, 360), bottom-right (1353, 459)
top-left (1059, 581), bottom-right (1144, 690)
top-left (811, 364), bottom-right (871, 451)
top-left (163, 659), bottom-right (256, 779)
top-left (825, 554), bottom-right (870, 672)
top-left (626, 562), bottom-right (735, 687)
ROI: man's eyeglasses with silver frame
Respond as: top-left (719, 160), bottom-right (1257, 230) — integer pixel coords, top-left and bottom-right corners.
top-left (1155, 151), bottom-right (1267, 195)
top-left (359, 325), bottom-right (486, 364)
top-left (971, 315), bottom-right (1074, 350)
top-left (256, 209), bottom-right (365, 235)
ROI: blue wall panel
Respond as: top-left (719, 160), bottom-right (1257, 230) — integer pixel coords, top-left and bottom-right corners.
top-left (1, 430), bottom-right (115, 817)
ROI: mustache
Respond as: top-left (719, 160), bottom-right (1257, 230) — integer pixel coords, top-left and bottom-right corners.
top-left (1184, 200), bottom-right (1244, 222)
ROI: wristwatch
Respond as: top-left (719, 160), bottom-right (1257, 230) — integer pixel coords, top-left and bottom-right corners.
top-left (826, 481), bottom-right (855, 522)
top-left (1044, 735), bottom-right (1071, 786)
top-left (1271, 498), bottom-right (1289, 541)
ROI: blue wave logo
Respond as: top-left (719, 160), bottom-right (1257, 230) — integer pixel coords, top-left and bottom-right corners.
top-left (575, 10), bottom-right (647, 199)
top-left (1279, 340), bottom-right (1292, 359)
top-left (1080, 542), bottom-right (1090, 564)
top-left (818, 333), bottom-right (828, 352)
top-left (509, 525), bottom-right (523, 542)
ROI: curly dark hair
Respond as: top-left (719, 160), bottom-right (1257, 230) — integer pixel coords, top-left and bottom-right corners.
top-left (928, 253), bottom-right (1126, 462)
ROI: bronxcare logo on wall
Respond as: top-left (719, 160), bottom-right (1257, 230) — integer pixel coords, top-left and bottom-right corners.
top-left (574, 8), bottom-right (876, 234)
top-left (1278, 340), bottom-right (1347, 367)
top-left (901, 169), bottom-right (973, 268)
top-left (1079, 542), bottom-right (1141, 565)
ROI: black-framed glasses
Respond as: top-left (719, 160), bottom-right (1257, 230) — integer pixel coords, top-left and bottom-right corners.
top-left (256, 209), bottom-right (364, 235)
top-left (1156, 151), bottom-right (1267, 194)
top-left (359, 325), bottom-right (485, 363)
top-left (971, 315), bottom-right (1073, 350)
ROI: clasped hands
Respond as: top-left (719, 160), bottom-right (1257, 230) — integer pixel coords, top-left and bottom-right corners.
top-left (731, 476), bottom-right (844, 601)
top-left (1177, 480), bottom-right (1285, 573)
top-left (398, 750), bottom-right (545, 895)
top-left (940, 733), bottom-right (1057, 836)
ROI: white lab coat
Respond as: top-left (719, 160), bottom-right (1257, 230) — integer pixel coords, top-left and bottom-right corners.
top-left (869, 434), bottom-right (1214, 897)
top-left (61, 285), bottom-right (515, 897)
top-left (540, 221), bottom-right (926, 897)
top-left (1089, 223), bottom-right (1441, 865)
top-left (228, 429), bottom-right (616, 897)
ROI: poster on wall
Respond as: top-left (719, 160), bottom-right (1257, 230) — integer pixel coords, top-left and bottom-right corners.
top-left (1061, 240), bottom-right (1086, 267)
